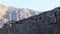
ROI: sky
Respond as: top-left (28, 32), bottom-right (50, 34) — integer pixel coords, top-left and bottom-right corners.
top-left (0, 0), bottom-right (60, 11)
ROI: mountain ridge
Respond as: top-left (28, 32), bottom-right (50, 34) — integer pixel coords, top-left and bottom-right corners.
top-left (1, 7), bottom-right (60, 34)
top-left (0, 4), bottom-right (40, 28)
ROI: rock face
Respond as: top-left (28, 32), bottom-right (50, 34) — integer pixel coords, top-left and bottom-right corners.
top-left (0, 7), bottom-right (60, 34)
top-left (0, 4), bottom-right (40, 28)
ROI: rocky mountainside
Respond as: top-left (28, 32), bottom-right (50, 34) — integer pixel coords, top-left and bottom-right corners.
top-left (1, 7), bottom-right (60, 34)
top-left (0, 4), bottom-right (40, 28)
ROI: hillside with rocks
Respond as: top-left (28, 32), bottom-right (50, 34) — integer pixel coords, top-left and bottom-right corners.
top-left (0, 7), bottom-right (60, 34)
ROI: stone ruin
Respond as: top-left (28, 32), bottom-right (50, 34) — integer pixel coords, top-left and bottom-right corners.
top-left (0, 7), bottom-right (60, 34)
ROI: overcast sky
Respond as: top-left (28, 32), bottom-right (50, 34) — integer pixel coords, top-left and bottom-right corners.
top-left (0, 0), bottom-right (60, 11)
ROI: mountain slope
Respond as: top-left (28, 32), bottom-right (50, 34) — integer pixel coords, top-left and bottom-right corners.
top-left (1, 7), bottom-right (60, 34)
top-left (0, 4), bottom-right (40, 28)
